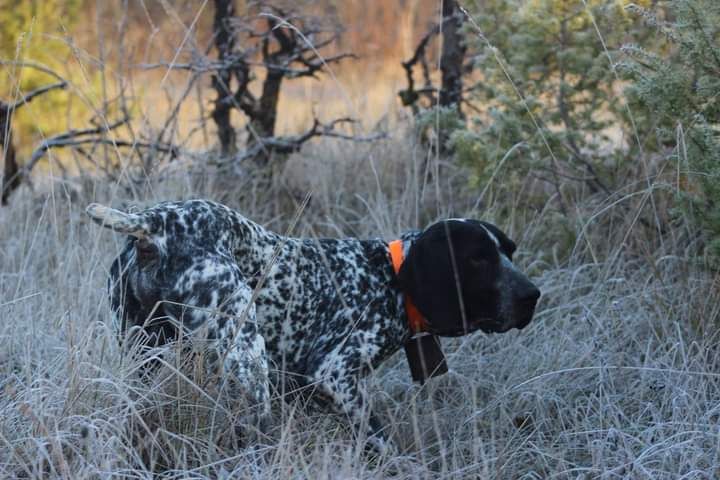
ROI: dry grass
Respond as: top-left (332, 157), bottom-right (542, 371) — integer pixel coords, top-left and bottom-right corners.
top-left (3, 1), bottom-right (720, 477)
top-left (2, 134), bottom-right (720, 479)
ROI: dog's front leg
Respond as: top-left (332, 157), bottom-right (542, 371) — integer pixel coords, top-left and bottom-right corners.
top-left (309, 358), bottom-right (392, 457)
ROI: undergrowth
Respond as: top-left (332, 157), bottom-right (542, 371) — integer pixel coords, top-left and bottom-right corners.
top-left (1, 136), bottom-right (720, 478)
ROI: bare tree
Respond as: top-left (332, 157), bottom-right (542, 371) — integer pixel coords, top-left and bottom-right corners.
top-left (1, 64), bottom-right (66, 204)
top-left (399, 0), bottom-right (468, 116)
top-left (210, 0), bottom-right (363, 166)
top-left (2, 2), bottom-right (382, 205)
top-left (0, 61), bottom-right (179, 205)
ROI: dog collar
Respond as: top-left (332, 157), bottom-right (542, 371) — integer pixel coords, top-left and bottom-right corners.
top-left (388, 239), bottom-right (427, 333)
top-left (389, 239), bottom-right (448, 384)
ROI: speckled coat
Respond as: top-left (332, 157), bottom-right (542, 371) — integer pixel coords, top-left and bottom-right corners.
top-left (100, 199), bottom-right (417, 451)
top-left (90, 198), bottom-right (540, 454)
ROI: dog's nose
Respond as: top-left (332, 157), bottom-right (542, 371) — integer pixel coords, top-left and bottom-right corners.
top-left (519, 284), bottom-right (541, 304)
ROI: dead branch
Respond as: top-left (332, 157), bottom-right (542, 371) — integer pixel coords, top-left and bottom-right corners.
top-left (0, 60), bottom-right (67, 83)
top-left (212, 117), bottom-right (386, 165)
top-left (23, 115), bottom-right (179, 172)
top-left (4, 81), bottom-right (68, 111)
top-left (1, 75), bottom-right (67, 205)
top-left (399, 22), bottom-right (441, 109)
top-left (209, 0), bottom-right (358, 166)
top-left (399, 0), bottom-right (468, 117)
top-left (29, 138), bottom-right (179, 165)
top-left (5, 115), bottom-right (179, 201)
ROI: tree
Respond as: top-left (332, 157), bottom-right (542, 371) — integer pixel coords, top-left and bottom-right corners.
top-left (399, 0), bottom-right (468, 116)
top-left (209, 0), bottom-right (361, 166)
top-left (453, 0), bottom-right (653, 207)
top-left (623, 0), bottom-right (720, 259)
top-left (1, 74), bottom-right (66, 204)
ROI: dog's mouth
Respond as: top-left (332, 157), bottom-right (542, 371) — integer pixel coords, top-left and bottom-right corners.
top-left (477, 313), bottom-right (535, 334)
top-left (479, 321), bottom-right (512, 334)
top-left (426, 308), bottom-right (538, 336)
top-left (449, 317), bottom-right (504, 335)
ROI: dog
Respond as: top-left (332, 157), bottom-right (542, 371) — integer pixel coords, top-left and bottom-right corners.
top-left (86, 199), bottom-right (540, 453)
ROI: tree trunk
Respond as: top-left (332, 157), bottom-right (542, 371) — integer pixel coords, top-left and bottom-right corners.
top-left (439, 0), bottom-right (466, 115)
top-left (246, 70), bottom-right (283, 165)
top-left (1, 104), bottom-right (20, 205)
top-left (211, 0), bottom-right (238, 157)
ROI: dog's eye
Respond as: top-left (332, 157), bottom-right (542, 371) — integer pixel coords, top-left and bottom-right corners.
top-left (469, 257), bottom-right (488, 268)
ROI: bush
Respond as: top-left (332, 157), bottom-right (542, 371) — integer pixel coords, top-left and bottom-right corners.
top-left (622, 0), bottom-right (720, 260)
top-left (460, 0), bottom-right (653, 205)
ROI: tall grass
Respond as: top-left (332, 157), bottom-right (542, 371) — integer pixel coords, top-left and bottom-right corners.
top-left (1, 134), bottom-right (720, 478)
top-left (2, 1), bottom-right (720, 478)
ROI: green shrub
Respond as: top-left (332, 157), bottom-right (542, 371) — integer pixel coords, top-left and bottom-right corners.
top-left (622, 0), bottom-right (720, 260)
top-left (461, 0), bottom-right (653, 204)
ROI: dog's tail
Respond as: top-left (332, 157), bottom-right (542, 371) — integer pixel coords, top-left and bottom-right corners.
top-left (86, 204), bottom-right (149, 238)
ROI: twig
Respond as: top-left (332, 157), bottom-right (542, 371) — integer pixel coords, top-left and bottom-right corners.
top-left (214, 117), bottom-right (385, 165)
top-left (0, 60), bottom-right (66, 83)
top-left (399, 22), bottom-right (442, 107)
top-left (4, 81), bottom-right (67, 111)
top-left (18, 117), bottom-right (130, 176)
top-left (29, 138), bottom-right (179, 167)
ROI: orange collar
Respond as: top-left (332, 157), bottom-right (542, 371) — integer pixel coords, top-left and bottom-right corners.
top-left (388, 239), bottom-right (428, 333)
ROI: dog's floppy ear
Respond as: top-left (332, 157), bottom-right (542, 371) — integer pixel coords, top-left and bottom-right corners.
top-left (476, 220), bottom-right (516, 259)
top-left (397, 221), bottom-right (477, 336)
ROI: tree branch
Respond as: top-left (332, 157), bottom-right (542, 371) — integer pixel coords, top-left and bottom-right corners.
top-left (22, 117), bottom-right (131, 176)
top-left (0, 60), bottom-right (66, 83)
top-left (28, 138), bottom-right (178, 166)
top-left (399, 23), bottom-right (441, 107)
top-left (224, 117), bottom-right (385, 164)
top-left (4, 81), bottom-right (67, 112)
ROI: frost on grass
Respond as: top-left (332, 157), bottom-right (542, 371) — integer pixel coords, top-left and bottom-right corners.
top-left (1, 140), bottom-right (719, 479)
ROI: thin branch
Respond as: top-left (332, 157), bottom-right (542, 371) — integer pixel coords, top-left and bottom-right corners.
top-left (402, 23), bottom-right (442, 73)
top-left (29, 138), bottom-right (178, 165)
top-left (0, 60), bottom-right (66, 83)
top-left (21, 117), bottom-right (131, 176)
top-left (285, 52), bottom-right (356, 78)
top-left (4, 81), bottom-right (67, 111)
top-left (399, 22), bottom-right (442, 107)
top-left (221, 117), bottom-right (385, 164)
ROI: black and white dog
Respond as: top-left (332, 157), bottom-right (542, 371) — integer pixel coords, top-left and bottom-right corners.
top-left (86, 199), bottom-right (540, 453)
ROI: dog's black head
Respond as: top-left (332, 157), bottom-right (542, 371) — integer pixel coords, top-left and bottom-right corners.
top-left (397, 219), bottom-right (540, 336)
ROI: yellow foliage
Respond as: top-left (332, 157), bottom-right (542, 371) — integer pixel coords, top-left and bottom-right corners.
top-left (0, 0), bottom-right (100, 157)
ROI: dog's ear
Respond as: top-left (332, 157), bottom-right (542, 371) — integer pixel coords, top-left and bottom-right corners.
top-left (397, 221), bottom-right (500, 336)
top-left (476, 221), bottom-right (516, 259)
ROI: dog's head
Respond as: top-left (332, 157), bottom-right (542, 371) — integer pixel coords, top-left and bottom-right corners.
top-left (397, 219), bottom-right (540, 336)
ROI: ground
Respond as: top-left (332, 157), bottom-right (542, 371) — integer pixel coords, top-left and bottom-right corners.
top-left (1, 135), bottom-right (719, 479)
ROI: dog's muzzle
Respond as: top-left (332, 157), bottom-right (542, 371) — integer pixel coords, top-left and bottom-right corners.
top-left (504, 280), bottom-right (541, 331)
top-left (482, 277), bottom-right (540, 333)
